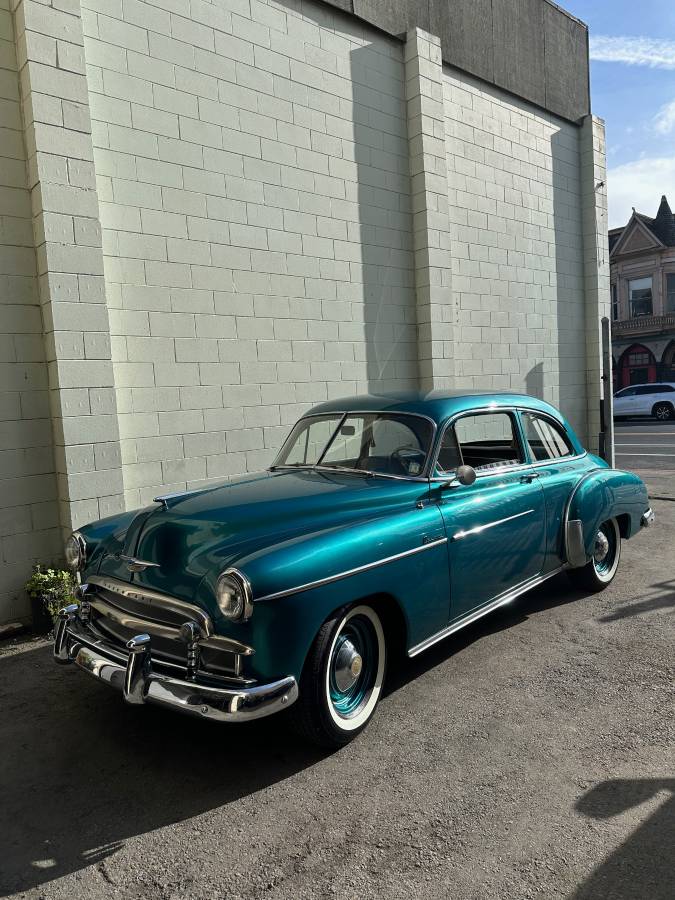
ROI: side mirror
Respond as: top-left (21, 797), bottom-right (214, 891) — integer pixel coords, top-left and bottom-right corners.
top-left (440, 464), bottom-right (476, 489)
top-left (456, 465), bottom-right (476, 486)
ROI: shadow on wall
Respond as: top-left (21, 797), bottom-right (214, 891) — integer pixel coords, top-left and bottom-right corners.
top-left (573, 778), bottom-right (675, 899)
top-left (551, 126), bottom-right (586, 435)
top-left (350, 42), bottom-right (417, 395)
top-left (525, 361), bottom-right (544, 399)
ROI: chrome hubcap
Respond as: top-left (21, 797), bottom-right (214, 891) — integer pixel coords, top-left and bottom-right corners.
top-left (333, 638), bottom-right (363, 692)
top-left (594, 530), bottom-right (610, 563)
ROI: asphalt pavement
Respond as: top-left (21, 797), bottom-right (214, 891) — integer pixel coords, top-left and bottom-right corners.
top-left (1, 479), bottom-right (673, 899)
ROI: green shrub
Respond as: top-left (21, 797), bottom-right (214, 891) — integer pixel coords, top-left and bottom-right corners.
top-left (25, 565), bottom-right (77, 622)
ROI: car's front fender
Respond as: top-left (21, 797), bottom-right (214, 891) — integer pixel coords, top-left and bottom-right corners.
top-left (564, 468), bottom-right (649, 567)
top-left (218, 502), bottom-right (450, 683)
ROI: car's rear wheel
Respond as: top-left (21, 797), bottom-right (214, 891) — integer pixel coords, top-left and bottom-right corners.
top-left (652, 402), bottom-right (673, 422)
top-left (568, 517), bottom-right (621, 592)
top-left (291, 604), bottom-right (386, 748)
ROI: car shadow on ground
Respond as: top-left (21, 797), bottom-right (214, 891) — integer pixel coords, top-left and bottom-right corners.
top-left (0, 642), bottom-right (331, 896)
top-left (599, 579), bottom-right (675, 622)
top-left (572, 778), bottom-right (675, 899)
top-left (0, 574), bottom-right (584, 896)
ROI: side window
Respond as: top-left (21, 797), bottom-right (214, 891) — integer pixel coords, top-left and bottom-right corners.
top-left (655, 385), bottom-right (674, 394)
top-left (436, 427), bottom-right (462, 475)
top-left (452, 413), bottom-right (523, 472)
top-left (636, 385), bottom-right (657, 395)
top-left (522, 413), bottom-right (574, 461)
top-left (615, 387), bottom-right (636, 397)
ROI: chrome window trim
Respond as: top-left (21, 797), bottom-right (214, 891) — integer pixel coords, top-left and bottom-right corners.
top-left (270, 410), bottom-right (438, 480)
top-left (408, 564), bottom-right (567, 657)
top-left (429, 405), bottom-right (586, 481)
top-left (254, 536), bottom-right (448, 603)
top-left (451, 508), bottom-right (535, 541)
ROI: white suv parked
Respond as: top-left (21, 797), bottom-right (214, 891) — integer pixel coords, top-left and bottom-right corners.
top-left (613, 383), bottom-right (675, 421)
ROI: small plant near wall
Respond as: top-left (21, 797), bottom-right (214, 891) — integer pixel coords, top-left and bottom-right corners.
top-left (25, 565), bottom-right (77, 634)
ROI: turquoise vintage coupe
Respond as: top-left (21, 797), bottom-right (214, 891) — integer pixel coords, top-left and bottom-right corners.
top-left (55, 391), bottom-right (653, 747)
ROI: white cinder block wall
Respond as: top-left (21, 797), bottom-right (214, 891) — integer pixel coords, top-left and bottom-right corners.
top-left (1, 0), bottom-right (608, 623)
top-left (0, 0), bottom-right (60, 622)
top-left (81, 0), bottom-right (417, 508)
top-left (444, 69), bottom-right (587, 436)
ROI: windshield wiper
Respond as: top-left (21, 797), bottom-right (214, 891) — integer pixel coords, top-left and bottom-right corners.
top-left (316, 465), bottom-right (375, 477)
top-left (269, 463), bottom-right (314, 471)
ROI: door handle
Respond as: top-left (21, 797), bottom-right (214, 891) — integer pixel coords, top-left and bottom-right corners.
top-left (520, 473), bottom-right (540, 483)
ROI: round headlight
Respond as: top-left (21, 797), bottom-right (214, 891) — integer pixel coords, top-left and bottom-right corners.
top-left (215, 570), bottom-right (252, 621)
top-left (65, 532), bottom-right (86, 571)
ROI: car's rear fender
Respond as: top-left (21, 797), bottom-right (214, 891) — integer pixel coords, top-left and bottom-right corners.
top-left (564, 468), bottom-right (649, 567)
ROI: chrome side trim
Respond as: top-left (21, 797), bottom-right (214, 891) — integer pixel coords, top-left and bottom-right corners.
top-left (89, 575), bottom-right (214, 637)
top-left (452, 508), bottom-right (534, 541)
top-left (408, 565), bottom-right (567, 657)
top-left (254, 537), bottom-right (449, 603)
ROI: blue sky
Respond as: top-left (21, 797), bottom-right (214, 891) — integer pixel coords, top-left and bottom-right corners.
top-left (562, 0), bottom-right (675, 228)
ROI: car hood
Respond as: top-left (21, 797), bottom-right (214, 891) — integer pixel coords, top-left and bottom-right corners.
top-left (96, 469), bottom-right (427, 603)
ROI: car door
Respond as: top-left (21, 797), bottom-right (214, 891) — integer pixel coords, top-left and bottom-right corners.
top-left (519, 409), bottom-right (584, 570)
top-left (614, 386), bottom-right (638, 416)
top-left (434, 410), bottom-right (546, 622)
top-left (634, 384), bottom-right (658, 416)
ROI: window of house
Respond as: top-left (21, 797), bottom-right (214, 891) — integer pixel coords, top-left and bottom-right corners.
top-left (628, 350), bottom-right (650, 367)
top-left (521, 413), bottom-right (574, 461)
top-left (611, 283), bottom-right (619, 321)
top-left (666, 273), bottom-right (675, 313)
top-left (629, 277), bottom-right (653, 318)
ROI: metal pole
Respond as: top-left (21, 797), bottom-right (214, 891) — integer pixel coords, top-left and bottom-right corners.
top-left (600, 317), bottom-right (615, 467)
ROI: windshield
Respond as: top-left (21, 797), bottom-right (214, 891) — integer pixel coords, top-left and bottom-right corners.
top-left (273, 413), bottom-right (434, 478)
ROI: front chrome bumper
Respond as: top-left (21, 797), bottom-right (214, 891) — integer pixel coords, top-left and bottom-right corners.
top-left (641, 507), bottom-right (655, 528)
top-left (54, 605), bottom-right (298, 723)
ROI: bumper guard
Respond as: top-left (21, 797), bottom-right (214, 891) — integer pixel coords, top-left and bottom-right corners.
top-left (641, 508), bottom-right (655, 528)
top-left (54, 604), bottom-right (298, 723)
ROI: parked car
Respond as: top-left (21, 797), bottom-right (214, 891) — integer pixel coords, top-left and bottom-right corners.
top-left (55, 391), bottom-right (653, 747)
top-left (613, 383), bottom-right (675, 421)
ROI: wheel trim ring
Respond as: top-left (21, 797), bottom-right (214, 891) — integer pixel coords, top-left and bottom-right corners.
top-left (592, 520), bottom-right (620, 581)
top-left (324, 606), bottom-right (385, 732)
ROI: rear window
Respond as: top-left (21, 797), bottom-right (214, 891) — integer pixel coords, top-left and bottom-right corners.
top-left (521, 413), bottom-right (574, 461)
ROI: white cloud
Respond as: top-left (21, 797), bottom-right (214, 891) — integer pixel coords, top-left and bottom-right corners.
top-left (590, 35), bottom-right (675, 69)
top-left (655, 100), bottom-right (675, 135)
top-left (608, 156), bottom-right (675, 229)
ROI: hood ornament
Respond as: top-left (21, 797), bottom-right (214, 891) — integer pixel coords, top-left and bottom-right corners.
top-left (118, 554), bottom-right (160, 573)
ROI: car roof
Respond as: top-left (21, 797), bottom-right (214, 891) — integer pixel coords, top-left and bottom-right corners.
top-left (307, 390), bottom-right (568, 427)
top-left (618, 382), bottom-right (675, 389)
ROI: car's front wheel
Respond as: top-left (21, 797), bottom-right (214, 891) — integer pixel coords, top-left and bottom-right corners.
top-left (568, 517), bottom-right (621, 592)
top-left (652, 402), bottom-right (674, 422)
top-left (291, 604), bottom-right (386, 748)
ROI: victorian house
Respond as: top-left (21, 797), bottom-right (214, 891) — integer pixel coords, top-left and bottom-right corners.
top-left (610, 195), bottom-right (675, 389)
